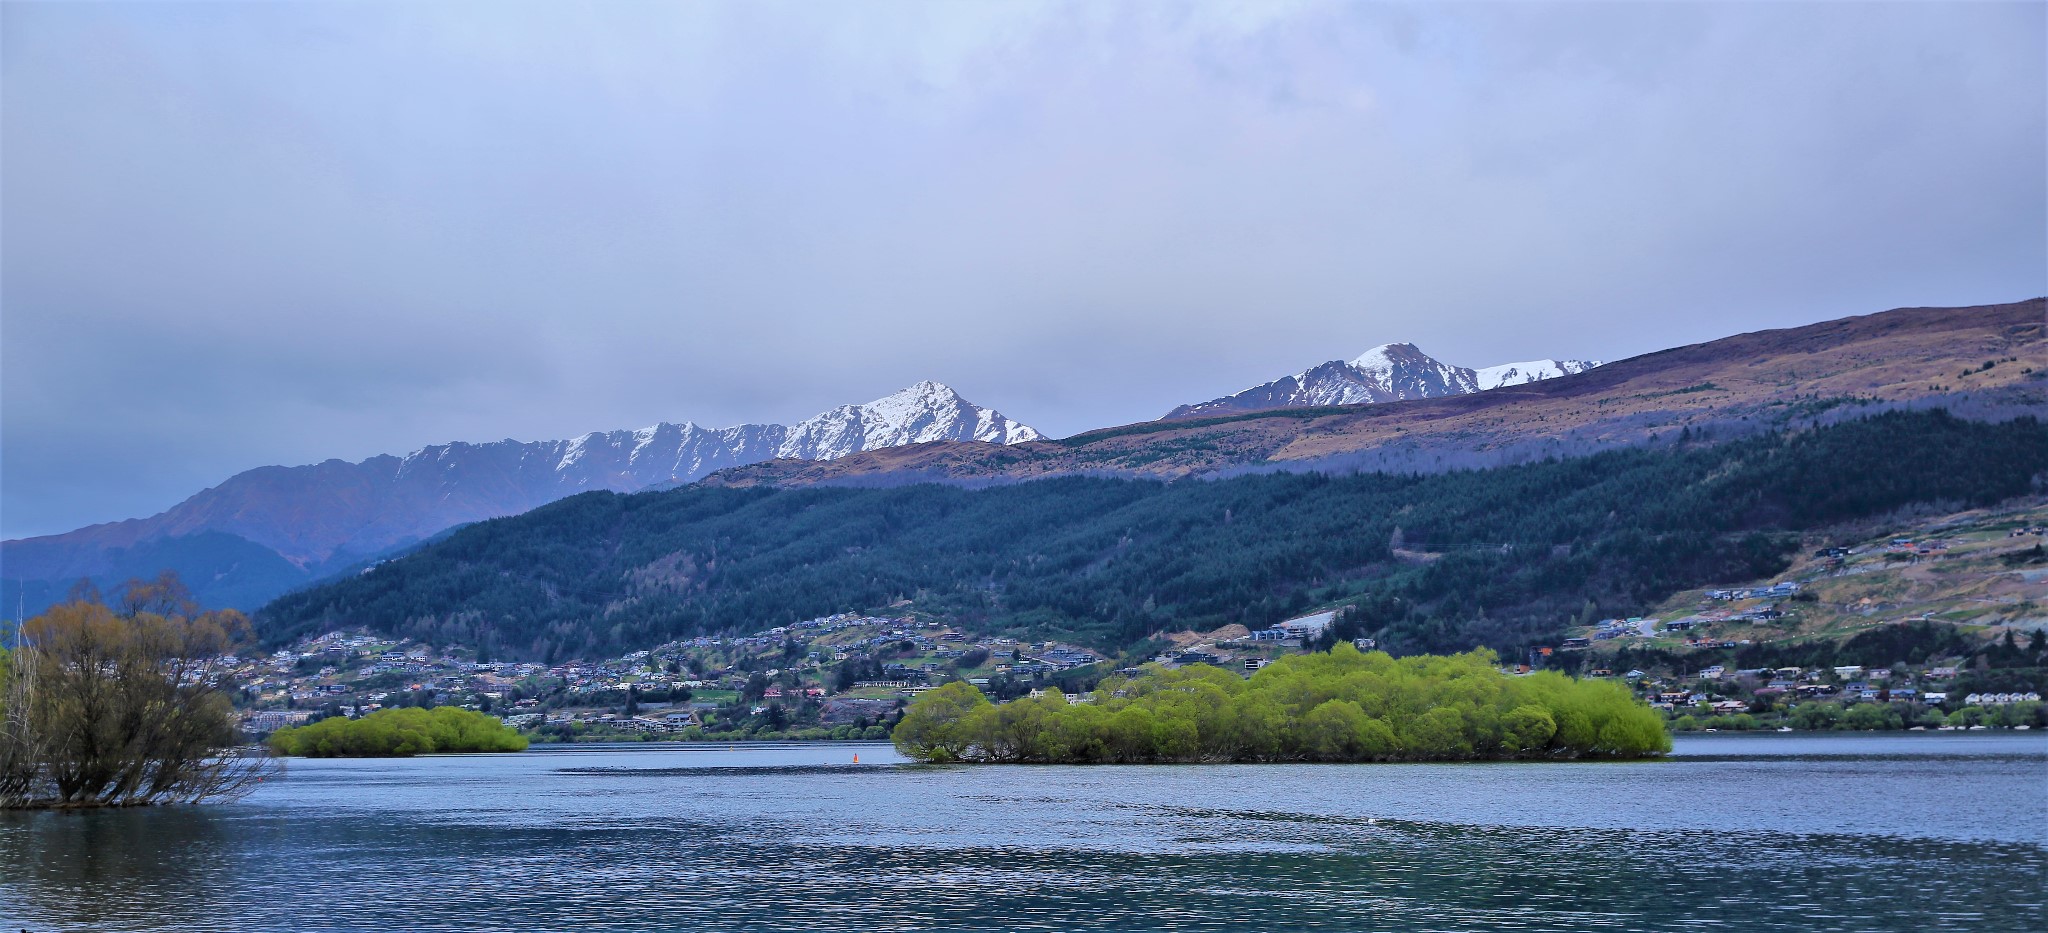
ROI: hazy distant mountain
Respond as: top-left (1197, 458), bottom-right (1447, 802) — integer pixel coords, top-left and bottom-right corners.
top-left (1, 382), bottom-right (1037, 613)
top-left (1165, 343), bottom-right (1600, 419)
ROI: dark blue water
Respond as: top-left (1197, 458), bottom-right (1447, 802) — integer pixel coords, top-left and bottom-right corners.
top-left (4, 733), bottom-right (2043, 932)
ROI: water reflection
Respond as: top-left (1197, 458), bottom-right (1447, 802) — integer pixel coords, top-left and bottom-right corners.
top-left (2, 735), bottom-right (2043, 932)
top-left (2, 806), bottom-right (237, 929)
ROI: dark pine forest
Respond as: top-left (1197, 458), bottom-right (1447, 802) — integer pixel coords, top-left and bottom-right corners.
top-left (258, 411), bottom-right (2047, 662)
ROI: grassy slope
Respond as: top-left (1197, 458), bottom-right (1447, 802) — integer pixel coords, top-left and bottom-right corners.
top-left (1570, 499), bottom-right (2047, 657)
top-left (702, 299), bottom-right (2045, 487)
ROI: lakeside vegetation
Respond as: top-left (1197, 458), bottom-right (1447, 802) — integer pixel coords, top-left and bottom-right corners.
top-left (1669, 699), bottom-right (2044, 733)
top-left (892, 646), bottom-right (1670, 763)
top-left (258, 411), bottom-right (2047, 662)
top-left (268, 706), bottom-right (527, 757)
top-left (1, 579), bottom-right (273, 809)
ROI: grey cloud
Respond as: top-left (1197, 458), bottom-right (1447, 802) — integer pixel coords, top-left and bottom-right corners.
top-left (3, 0), bottom-right (2042, 537)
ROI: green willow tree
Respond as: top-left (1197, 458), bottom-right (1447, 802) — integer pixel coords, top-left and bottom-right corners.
top-left (268, 706), bottom-right (528, 757)
top-left (1, 575), bottom-right (275, 809)
top-left (894, 645), bottom-right (1670, 763)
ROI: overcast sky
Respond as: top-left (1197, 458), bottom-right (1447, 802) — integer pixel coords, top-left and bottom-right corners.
top-left (3, 1), bottom-right (2043, 539)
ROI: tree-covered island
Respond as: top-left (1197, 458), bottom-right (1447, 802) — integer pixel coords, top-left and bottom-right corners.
top-left (892, 645), bottom-right (1670, 763)
top-left (268, 706), bottom-right (527, 757)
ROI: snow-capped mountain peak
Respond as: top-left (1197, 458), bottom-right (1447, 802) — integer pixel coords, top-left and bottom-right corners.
top-left (1345, 343), bottom-right (1480, 400)
top-left (0, 380), bottom-right (1044, 596)
top-left (1166, 344), bottom-right (1599, 419)
top-left (1350, 342), bottom-right (1427, 371)
top-left (778, 381), bottom-right (1041, 460)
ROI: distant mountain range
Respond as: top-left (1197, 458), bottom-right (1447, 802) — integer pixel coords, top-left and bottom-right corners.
top-left (1, 381), bottom-right (1038, 614)
top-left (701, 299), bottom-right (2045, 489)
top-left (9, 299), bottom-right (2043, 621)
top-left (1165, 343), bottom-right (1599, 419)
top-left (258, 410), bottom-right (2048, 661)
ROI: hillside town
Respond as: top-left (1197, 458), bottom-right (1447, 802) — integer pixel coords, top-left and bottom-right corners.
top-left (1544, 508), bottom-right (2048, 731)
top-left (233, 613), bottom-right (1111, 741)
top-left (226, 504), bottom-right (2047, 741)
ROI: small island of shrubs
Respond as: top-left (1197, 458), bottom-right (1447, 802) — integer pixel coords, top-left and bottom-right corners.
top-left (893, 645), bottom-right (1670, 763)
top-left (268, 707), bottom-right (528, 757)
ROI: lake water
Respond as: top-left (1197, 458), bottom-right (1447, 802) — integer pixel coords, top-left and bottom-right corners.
top-left (3, 733), bottom-right (2044, 932)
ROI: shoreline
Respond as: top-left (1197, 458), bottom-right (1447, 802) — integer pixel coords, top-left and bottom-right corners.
top-left (485, 731), bottom-right (2048, 758)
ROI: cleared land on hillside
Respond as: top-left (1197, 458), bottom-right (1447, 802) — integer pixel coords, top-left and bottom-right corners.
top-left (1570, 499), bottom-right (2048, 658)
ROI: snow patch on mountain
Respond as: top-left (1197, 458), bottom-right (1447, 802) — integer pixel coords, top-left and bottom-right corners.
top-left (4, 382), bottom-right (1039, 573)
top-left (543, 382), bottom-right (1038, 480)
top-left (779, 380), bottom-right (1041, 460)
top-left (1474, 359), bottom-right (1602, 390)
top-left (1167, 345), bottom-right (1600, 419)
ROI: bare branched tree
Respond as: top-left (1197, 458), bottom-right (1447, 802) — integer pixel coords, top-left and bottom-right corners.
top-left (0, 573), bottom-right (277, 809)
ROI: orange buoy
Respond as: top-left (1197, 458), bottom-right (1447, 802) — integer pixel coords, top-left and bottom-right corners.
top-left (853, 753), bottom-right (859, 763)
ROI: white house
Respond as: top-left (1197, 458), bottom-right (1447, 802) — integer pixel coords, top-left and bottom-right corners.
top-left (1277, 611), bottom-right (1337, 637)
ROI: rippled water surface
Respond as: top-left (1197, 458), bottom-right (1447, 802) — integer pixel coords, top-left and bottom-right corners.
top-left (4, 733), bottom-right (2044, 932)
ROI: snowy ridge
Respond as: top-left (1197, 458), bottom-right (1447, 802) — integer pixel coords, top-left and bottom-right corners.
top-left (1168, 344), bottom-right (1599, 419)
top-left (779, 380), bottom-right (1041, 460)
top-left (381, 381), bottom-right (1034, 494)
top-left (23, 380), bottom-right (1038, 570)
top-left (524, 381), bottom-right (1040, 479)
top-left (539, 381), bottom-right (1039, 483)
top-left (1473, 359), bottom-right (1601, 390)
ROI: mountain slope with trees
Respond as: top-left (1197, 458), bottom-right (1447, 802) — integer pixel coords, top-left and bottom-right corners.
top-left (258, 411), bottom-right (2047, 662)
top-left (2, 382), bottom-right (1036, 616)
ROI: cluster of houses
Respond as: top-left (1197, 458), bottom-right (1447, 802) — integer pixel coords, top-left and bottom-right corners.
top-left (1706, 581), bottom-right (1802, 602)
top-left (1961, 692), bottom-right (2044, 706)
top-left (1238, 611), bottom-right (1338, 644)
top-left (503, 708), bottom-right (713, 735)
top-left (521, 618), bottom-right (1110, 735)
top-left (1884, 538), bottom-right (1951, 556)
top-left (1153, 612), bottom-right (1353, 672)
top-left (227, 631), bottom-right (564, 731)
top-left (1561, 618), bottom-right (1657, 649)
top-left (1677, 636), bottom-right (1754, 649)
top-left (229, 611), bottom-right (1122, 738)
top-left (1616, 661), bottom-right (2036, 714)
top-left (668, 614), bottom-right (1103, 684)
top-left (1573, 518), bottom-right (2045, 656)
top-left (243, 710), bottom-right (315, 732)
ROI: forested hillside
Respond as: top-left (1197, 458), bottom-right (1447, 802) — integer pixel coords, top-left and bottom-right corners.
top-left (259, 412), bottom-right (2047, 661)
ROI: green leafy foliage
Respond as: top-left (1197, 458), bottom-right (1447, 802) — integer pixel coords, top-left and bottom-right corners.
top-left (258, 412), bottom-right (2046, 659)
top-left (267, 707), bottom-right (528, 757)
top-left (893, 645), bottom-right (1669, 763)
top-left (1780, 700), bottom-right (2045, 731)
top-left (1582, 623), bottom-right (2047, 678)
